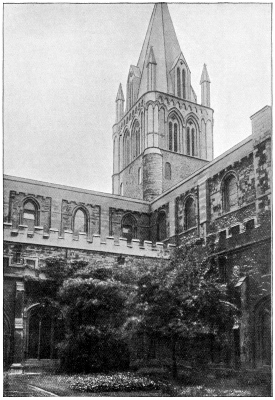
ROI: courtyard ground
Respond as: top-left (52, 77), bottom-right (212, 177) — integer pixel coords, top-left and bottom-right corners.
top-left (4, 372), bottom-right (271, 397)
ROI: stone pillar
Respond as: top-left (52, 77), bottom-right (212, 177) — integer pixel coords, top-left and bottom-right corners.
top-left (10, 281), bottom-right (25, 373)
top-left (142, 148), bottom-right (163, 201)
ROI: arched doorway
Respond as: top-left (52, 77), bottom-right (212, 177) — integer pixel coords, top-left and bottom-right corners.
top-left (27, 304), bottom-right (64, 360)
top-left (254, 297), bottom-right (271, 367)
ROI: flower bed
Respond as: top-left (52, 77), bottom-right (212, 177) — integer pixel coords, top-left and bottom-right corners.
top-left (69, 372), bottom-right (161, 393)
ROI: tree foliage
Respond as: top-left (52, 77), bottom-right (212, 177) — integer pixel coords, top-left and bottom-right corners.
top-left (42, 258), bottom-right (131, 373)
top-left (131, 243), bottom-right (239, 376)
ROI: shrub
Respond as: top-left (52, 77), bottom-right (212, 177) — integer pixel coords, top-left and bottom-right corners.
top-left (69, 372), bottom-right (161, 392)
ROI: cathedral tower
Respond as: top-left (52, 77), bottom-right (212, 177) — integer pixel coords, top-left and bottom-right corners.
top-left (112, 3), bottom-right (214, 200)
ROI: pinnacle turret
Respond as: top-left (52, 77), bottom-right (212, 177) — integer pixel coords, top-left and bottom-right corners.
top-left (115, 83), bottom-right (125, 122)
top-left (200, 64), bottom-right (211, 107)
top-left (116, 83), bottom-right (125, 102)
top-left (200, 64), bottom-right (211, 84)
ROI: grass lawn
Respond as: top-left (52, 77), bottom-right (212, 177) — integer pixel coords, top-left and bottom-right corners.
top-left (5, 372), bottom-right (271, 397)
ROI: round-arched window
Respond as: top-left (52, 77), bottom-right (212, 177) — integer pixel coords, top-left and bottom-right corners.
top-left (23, 200), bottom-right (38, 231)
top-left (74, 209), bottom-right (87, 234)
top-left (223, 174), bottom-right (238, 212)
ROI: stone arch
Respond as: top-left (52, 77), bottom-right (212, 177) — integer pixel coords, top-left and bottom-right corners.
top-left (21, 197), bottom-right (40, 229)
top-left (72, 205), bottom-right (89, 235)
top-left (25, 303), bottom-right (64, 360)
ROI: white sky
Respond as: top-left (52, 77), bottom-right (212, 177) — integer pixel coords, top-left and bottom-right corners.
top-left (4, 2), bottom-right (271, 194)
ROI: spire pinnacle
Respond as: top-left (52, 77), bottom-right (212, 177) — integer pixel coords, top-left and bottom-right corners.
top-left (200, 64), bottom-right (211, 84)
top-left (116, 83), bottom-right (125, 102)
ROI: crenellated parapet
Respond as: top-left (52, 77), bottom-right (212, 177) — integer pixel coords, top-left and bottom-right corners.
top-left (4, 223), bottom-right (174, 259)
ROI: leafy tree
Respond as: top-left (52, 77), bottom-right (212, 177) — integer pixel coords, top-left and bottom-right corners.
top-left (42, 258), bottom-right (130, 373)
top-left (131, 243), bottom-right (239, 377)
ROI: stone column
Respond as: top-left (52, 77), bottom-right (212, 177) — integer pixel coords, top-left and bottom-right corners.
top-left (10, 281), bottom-right (25, 373)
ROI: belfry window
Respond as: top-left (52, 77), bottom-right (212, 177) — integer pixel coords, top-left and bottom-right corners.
top-left (168, 114), bottom-right (180, 152)
top-left (176, 64), bottom-right (187, 100)
top-left (132, 121), bottom-right (140, 159)
top-left (23, 200), bottom-right (38, 231)
top-left (184, 197), bottom-right (196, 230)
top-left (73, 208), bottom-right (87, 235)
top-left (223, 174), bottom-right (238, 212)
top-left (186, 121), bottom-right (197, 156)
top-left (182, 69), bottom-right (186, 99)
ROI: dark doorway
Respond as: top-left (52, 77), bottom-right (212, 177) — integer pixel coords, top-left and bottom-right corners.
top-left (27, 305), bottom-right (63, 359)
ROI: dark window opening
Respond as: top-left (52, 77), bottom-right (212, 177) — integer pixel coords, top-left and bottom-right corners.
top-left (187, 127), bottom-right (190, 155)
top-left (121, 214), bottom-right (137, 243)
top-left (177, 67), bottom-right (181, 97)
top-left (169, 122), bottom-right (173, 151)
top-left (218, 230), bottom-right (227, 250)
top-left (157, 211), bottom-right (166, 242)
top-left (182, 69), bottom-right (186, 99)
top-left (230, 225), bottom-right (240, 236)
top-left (185, 197), bottom-right (196, 230)
top-left (245, 219), bottom-right (255, 230)
top-left (174, 123), bottom-right (178, 152)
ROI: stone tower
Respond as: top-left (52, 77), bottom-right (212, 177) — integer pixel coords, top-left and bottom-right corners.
top-left (112, 3), bottom-right (214, 201)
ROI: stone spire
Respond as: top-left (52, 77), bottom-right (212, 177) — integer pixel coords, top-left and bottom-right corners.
top-left (200, 64), bottom-right (211, 107)
top-left (137, 3), bottom-right (183, 98)
top-left (116, 83), bottom-right (125, 122)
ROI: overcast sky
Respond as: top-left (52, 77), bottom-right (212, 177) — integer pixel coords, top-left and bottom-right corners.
top-left (4, 2), bottom-right (271, 194)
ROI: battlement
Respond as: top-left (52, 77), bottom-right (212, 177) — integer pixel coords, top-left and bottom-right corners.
top-left (4, 223), bottom-right (174, 259)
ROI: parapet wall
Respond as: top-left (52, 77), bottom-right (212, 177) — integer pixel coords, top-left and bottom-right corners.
top-left (4, 223), bottom-right (174, 259)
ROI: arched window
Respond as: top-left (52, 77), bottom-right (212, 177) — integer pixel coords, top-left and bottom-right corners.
top-left (120, 183), bottom-right (124, 196)
top-left (186, 120), bottom-right (197, 156)
top-left (187, 127), bottom-right (190, 155)
top-left (223, 174), bottom-right (238, 212)
top-left (138, 167), bottom-right (142, 184)
top-left (73, 208), bottom-right (87, 235)
top-left (168, 114), bottom-right (180, 152)
top-left (132, 121), bottom-right (140, 159)
top-left (157, 211), bottom-right (166, 242)
top-left (27, 304), bottom-right (64, 360)
top-left (121, 213), bottom-right (137, 242)
top-left (123, 130), bottom-right (130, 167)
top-left (23, 200), bottom-right (39, 231)
top-left (184, 197), bottom-right (196, 230)
top-left (165, 162), bottom-right (171, 180)
top-left (182, 69), bottom-right (186, 99)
